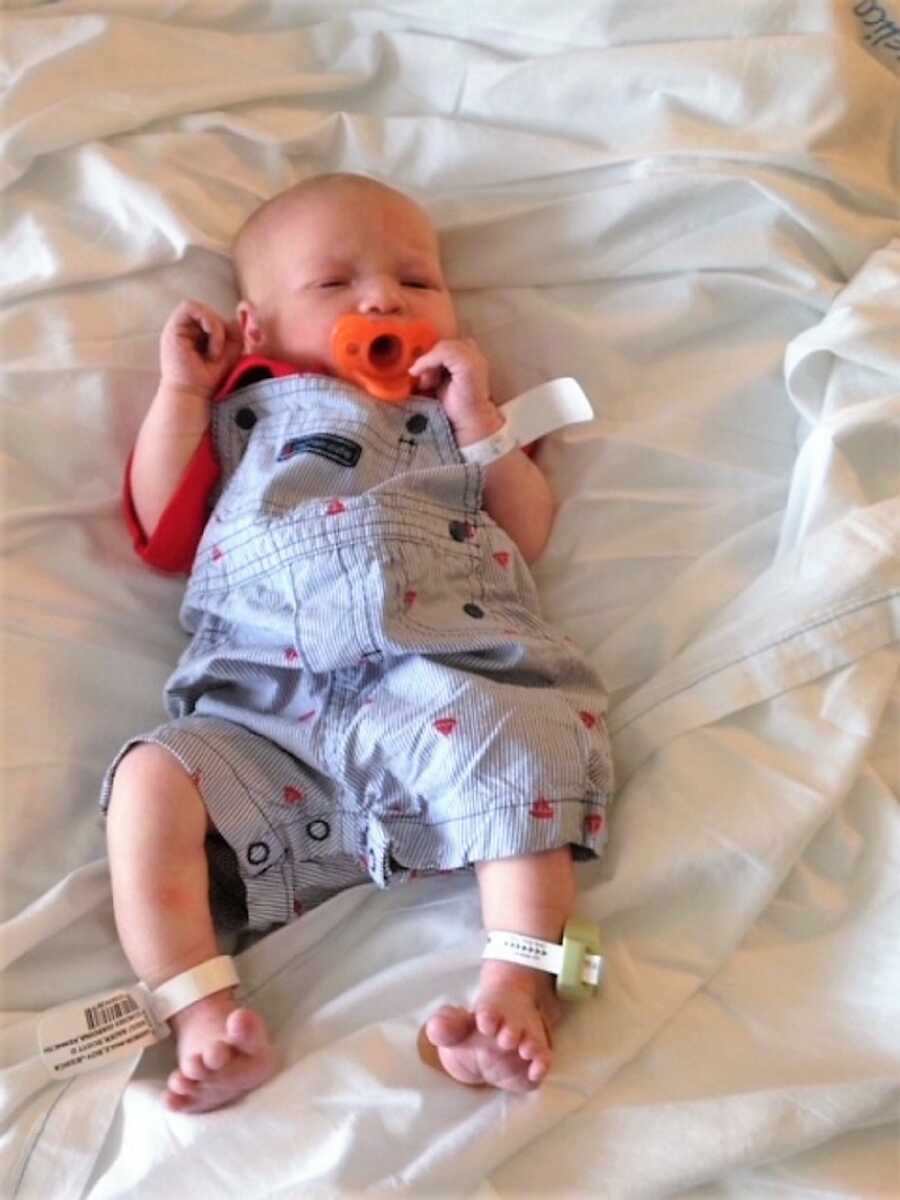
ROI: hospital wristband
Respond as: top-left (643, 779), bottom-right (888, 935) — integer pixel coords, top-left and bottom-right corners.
top-left (483, 918), bottom-right (604, 1000)
top-left (457, 415), bottom-right (518, 465)
top-left (457, 377), bottom-right (595, 466)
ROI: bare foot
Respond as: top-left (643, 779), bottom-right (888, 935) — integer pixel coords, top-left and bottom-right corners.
top-left (420, 961), bottom-right (561, 1091)
top-left (164, 992), bottom-right (279, 1113)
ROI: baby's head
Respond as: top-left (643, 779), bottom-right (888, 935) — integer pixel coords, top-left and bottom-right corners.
top-left (232, 174), bottom-right (458, 371)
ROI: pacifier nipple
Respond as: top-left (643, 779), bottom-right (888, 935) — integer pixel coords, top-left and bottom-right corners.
top-left (368, 334), bottom-right (403, 370)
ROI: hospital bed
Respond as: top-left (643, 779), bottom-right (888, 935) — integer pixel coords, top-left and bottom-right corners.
top-left (2, 2), bottom-right (899, 1196)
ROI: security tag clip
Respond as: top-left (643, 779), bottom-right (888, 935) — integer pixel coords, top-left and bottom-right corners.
top-left (483, 917), bottom-right (604, 1001)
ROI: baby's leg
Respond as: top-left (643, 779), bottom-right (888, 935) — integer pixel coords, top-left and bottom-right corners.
top-left (106, 744), bottom-right (278, 1112)
top-left (421, 847), bottom-right (574, 1090)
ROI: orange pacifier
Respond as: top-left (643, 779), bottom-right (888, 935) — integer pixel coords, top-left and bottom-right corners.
top-left (331, 315), bottom-right (439, 403)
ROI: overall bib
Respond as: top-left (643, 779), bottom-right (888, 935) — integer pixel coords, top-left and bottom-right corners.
top-left (102, 374), bottom-right (613, 932)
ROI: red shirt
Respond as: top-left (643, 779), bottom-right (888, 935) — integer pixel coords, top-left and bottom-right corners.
top-left (125, 358), bottom-right (536, 574)
top-left (124, 356), bottom-right (316, 574)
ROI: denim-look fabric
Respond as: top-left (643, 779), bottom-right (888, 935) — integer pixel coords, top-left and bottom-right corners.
top-left (102, 375), bottom-right (612, 932)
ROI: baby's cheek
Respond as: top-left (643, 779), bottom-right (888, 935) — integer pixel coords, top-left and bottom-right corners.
top-left (427, 294), bottom-right (459, 340)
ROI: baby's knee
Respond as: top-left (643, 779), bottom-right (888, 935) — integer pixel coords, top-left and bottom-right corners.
top-left (110, 742), bottom-right (196, 801)
top-left (107, 743), bottom-right (212, 844)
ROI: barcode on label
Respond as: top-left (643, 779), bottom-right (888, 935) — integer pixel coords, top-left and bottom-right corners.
top-left (84, 994), bottom-right (139, 1031)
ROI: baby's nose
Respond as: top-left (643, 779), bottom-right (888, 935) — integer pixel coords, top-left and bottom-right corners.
top-left (358, 276), bottom-right (404, 315)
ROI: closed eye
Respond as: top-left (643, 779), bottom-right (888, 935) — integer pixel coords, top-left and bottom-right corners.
top-left (319, 280), bottom-right (347, 289)
top-left (402, 281), bottom-right (431, 290)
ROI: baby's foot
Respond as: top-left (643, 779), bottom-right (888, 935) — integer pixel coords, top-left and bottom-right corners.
top-left (420, 961), bottom-right (561, 1091)
top-left (165, 993), bottom-right (279, 1113)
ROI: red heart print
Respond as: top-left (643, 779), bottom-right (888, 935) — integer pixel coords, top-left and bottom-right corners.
top-left (326, 499), bottom-right (346, 515)
top-left (530, 797), bottom-right (554, 820)
top-left (493, 551), bottom-right (510, 568)
top-left (285, 648), bottom-right (300, 663)
top-left (585, 812), bottom-right (605, 835)
top-left (211, 545), bottom-right (225, 563)
top-left (579, 710), bottom-right (597, 729)
top-left (403, 589), bottom-right (417, 607)
top-left (283, 785), bottom-right (304, 806)
top-left (433, 717), bottom-right (457, 736)
top-left (296, 710), bottom-right (315, 723)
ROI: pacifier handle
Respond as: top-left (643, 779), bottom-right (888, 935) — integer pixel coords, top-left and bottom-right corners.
top-left (331, 315), bottom-right (439, 403)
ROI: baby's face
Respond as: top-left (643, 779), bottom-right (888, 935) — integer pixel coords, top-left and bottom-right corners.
top-left (237, 186), bottom-right (458, 374)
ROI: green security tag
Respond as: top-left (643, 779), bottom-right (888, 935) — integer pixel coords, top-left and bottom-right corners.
top-left (557, 917), bottom-right (604, 1001)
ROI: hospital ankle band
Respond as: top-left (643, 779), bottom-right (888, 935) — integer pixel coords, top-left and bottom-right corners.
top-left (37, 956), bottom-right (241, 1079)
top-left (483, 918), bottom-right (604, 1000)
top-left (458, 377), bottom-right (594, 465)
top-left (148, 955), bottom-right (240, 1021)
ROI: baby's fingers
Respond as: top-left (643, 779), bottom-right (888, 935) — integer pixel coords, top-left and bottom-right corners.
top-left (409, 342), bottom-right (453, 377)
top-left (196, 312), bottom-right (225, 360)
top-left (172, 301), bottom-right (226, 359)
top-left (412, 366), bottom-right (443, 394)
top-left (206, 318), bottom-right (245, 365)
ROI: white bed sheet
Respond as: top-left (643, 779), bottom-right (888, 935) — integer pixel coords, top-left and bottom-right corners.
top-left (2, 3), bottom-right (899, 1197)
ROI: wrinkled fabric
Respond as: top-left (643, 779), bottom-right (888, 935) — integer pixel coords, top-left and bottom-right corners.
top-left (2, 4), bottom-right (899, 1199)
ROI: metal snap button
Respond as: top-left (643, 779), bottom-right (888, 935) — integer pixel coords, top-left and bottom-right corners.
top-left (306, 819), bottom-right (330, 842)
top-left (235, 408), bottom-right (257, 430)
top-left (405, 413), bottom-right (428, 435)
top-left (448, 520), bottom-right (469, 542)
top-left (247, 841), bottom-right (270, 865)
top-left (463, 602), bottom-right (485, 619)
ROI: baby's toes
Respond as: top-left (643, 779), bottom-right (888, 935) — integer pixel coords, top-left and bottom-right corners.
top-left (519, 1023), bottom-right (552, 1080)
top-left (527, 1052), bottom-right (552, 1084)
top-left (496, 1021), bottom-right (524, 1052)
top-left (167, 1069), bottom-right (198, 1098)
top-left (518, 1036), bottom-right (541, 1062)
top-left (474, 1004), bottom-right (502, 1038)
top-left (181, 1053), bottom-right (211, 1082)
top-left (202, 1039), bottom-right (233, 1072)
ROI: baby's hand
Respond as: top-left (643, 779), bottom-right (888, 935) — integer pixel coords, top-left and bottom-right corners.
top-left (160, 300), bottom-right (244, 398)
top-left (409, 337), bottom-right (502, 445)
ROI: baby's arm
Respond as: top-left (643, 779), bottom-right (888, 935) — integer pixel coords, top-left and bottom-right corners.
top-left (130, 301), bottom-right (242, 538)
top-left (479, 448), bottom-right (555, 565)
top-left (409, 338), bottom-right (555, 564)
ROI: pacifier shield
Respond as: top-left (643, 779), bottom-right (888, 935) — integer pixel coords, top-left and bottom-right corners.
top-left (331, 315), bottom-right (438, 403)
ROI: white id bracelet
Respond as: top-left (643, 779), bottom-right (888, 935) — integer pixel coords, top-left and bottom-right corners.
top-left (483, 919), bottom-right (604, 1000)
top-left (148, 955), bottom-right (240, 1022)
top-left (458, 377), bottom-right (594, 466)
top-left (35, 956), bottom-right (242, 1080)
top-left (457, 416), bottom-right (519, 465)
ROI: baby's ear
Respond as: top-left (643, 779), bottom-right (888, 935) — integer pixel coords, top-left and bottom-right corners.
top-left (236, 301), bottom-right (263, 351)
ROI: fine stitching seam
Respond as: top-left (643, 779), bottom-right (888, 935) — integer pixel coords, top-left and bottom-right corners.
top-left (611, 587), bottom-right (900, 734)
top-left (13, 1079), bottom-right (74, 1197)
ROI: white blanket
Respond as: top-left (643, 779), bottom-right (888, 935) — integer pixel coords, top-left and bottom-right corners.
top-left (2, 3), bottom-right (899, 1197)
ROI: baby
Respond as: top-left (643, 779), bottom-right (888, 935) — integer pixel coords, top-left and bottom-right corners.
top-left (102, 173), bottom-right (612, 1112)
